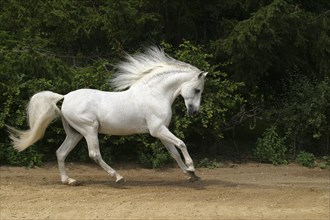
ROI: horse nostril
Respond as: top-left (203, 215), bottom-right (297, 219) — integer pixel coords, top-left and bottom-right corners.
top-left (188, 107), bottom-right (198, 116)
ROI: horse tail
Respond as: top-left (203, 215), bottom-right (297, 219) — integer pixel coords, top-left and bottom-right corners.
top-left (7, 91), bottom-right (64, 152)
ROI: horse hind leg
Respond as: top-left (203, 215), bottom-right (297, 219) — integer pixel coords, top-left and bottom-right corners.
top-left (83, 128), bottom-right (124, 184)
top-left (56, 117), bottom-right (83, 185)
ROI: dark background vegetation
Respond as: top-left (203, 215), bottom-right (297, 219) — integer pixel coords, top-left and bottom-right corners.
top-left (0, 0), bottom-right (329, 168)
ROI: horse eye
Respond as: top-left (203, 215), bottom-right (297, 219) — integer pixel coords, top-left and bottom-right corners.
top-left (194, 89), bottom-right (201, 94)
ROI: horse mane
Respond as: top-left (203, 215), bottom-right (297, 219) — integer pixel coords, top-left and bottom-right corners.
top-left (111, 46), bottom-right (199, 91)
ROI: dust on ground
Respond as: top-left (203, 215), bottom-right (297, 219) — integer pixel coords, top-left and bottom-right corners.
top-left (0, 162), bottom-right (329, 219)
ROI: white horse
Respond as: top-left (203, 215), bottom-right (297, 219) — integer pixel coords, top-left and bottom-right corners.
top-left (8, 47), bottom-right (207, 185)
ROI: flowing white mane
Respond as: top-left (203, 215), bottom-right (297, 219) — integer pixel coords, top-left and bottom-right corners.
top-left (111, 47), bottom-right (200, 91)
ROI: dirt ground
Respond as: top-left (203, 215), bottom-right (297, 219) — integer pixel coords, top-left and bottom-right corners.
top-left (0, 162), bottom-right (329, 220)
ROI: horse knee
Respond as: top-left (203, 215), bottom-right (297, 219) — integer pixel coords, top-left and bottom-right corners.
top-left (176, 140), bottom-right (187, 150)
top-left (56, 149), bottom-right (65, 162)
top-left (89, 152), bottom-right (102, 163)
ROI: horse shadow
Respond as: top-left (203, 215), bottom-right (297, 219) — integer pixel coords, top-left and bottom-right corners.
top-left (69, 178), bottom-right (244, 190)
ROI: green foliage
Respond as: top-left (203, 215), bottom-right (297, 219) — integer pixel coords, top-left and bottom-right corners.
top-left (296, 151), bottom-right (316, 168)
top-left (137, 140), bottom-right (172, 169)
top-left (270, 75), bottom-right (330, 155)
top-left (0, 0), bottom-right (161, 56)
top-left (70, 59), bottom-right (113, 91)
top-left (254, 126), bottom-right (287, 165)
top-left (0, 143), bottom-right (42, 167)
top-left (318, 156), bottom-right (330, 169)
top-left (214, 0), bottom-right (329, 87)
top-left (197, 158), bottom-right (223, 169)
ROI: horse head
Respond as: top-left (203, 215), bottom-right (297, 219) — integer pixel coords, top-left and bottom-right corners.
top-left (180, 71), bottom-right (208, 116)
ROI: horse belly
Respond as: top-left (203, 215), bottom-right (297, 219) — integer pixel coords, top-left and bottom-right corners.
top-left (98, 116), bottom-right (149, 135)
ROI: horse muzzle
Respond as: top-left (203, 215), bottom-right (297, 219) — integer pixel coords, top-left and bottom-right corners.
top-left (187, 105), bottom-right (199, 116)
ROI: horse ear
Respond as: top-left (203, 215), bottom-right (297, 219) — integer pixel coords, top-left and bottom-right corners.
top-left (198, 72), bottom-right (208, 79)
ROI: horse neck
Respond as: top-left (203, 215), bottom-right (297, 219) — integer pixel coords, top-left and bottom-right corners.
top-left (143, 70), bottom-right (195, 104)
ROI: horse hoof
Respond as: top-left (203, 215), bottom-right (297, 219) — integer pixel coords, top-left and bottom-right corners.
top-left (69, 180), bottom-right (81, 186)
top-left (116, 176), bottom-right (125, 184)
top-left (187, 171), bottom-right (201, 182)
top-left (189, 176), bottom-right (201, 182)
top-left (63, 178), bottom-right (80, 186)
top-left (187, 167), bottom-right (196, 172)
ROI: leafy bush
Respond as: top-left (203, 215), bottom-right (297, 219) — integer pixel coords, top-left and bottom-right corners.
top-left (0, 143), bottom-right (43, 167)
top-left (254, 126), bottom-right (287, 165)
top-left (296, 151), bottom-right (316, 168)
top-left (319, 156), bottom-right (330, 169)
top-left (270, 75), bottom-right (330, 156)
top-left (137, 141), bottom-right (172, 168)
top-left (197, 158), bottom-right (223, 169)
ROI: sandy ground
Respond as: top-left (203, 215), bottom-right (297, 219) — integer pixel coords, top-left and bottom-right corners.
top-left (0, 162), bottom-right (329, 220)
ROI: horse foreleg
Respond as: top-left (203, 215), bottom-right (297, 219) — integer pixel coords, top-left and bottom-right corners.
top-left (152, 126), bottom-right (200, 181)
top-left (84, 131), bottom-right (124, 184)
top-left (161, 140), bottom-right (189, 173)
